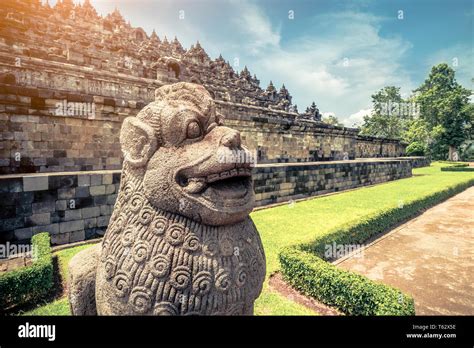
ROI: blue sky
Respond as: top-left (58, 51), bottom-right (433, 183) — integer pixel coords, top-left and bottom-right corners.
top-left (64, 0), bottom-right (472, 125)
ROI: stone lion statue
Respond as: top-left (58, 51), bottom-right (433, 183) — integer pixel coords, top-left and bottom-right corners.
top-left (68, 82), bottom-right (266, 315)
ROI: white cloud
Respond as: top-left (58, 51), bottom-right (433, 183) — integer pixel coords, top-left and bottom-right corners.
top-left (230, 8), bottom-right (414, 123)
top-left (322, 112), bottom-right (336, 118)
top-left (232, 1), bottom-right (281, 54)
top-left (425, 44), bottom-right (473, 89)
top-left (88, 1), bottom-right (416, 124)
top-left (346, 108), bottom-right (372, 127)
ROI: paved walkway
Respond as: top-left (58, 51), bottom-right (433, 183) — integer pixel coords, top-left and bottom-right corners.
top-left (336, 186), bottom-right (474, 315)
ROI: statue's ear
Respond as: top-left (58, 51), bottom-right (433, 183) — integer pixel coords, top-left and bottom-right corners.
top-left (120, 117), bottom-right (158, 167)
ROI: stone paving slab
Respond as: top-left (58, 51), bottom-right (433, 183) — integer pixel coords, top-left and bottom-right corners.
top-left (336, 186), bottom-right (474, 315)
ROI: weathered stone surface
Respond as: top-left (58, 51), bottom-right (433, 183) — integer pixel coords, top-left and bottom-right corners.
top-left (68, 244), bottom-right (100, 316)
top-left (70, 83), bottom-right (266, 315)
top-left (23, 176), bottom-right (48, 192)
top-left (0, 1), bottom-right (406, 175)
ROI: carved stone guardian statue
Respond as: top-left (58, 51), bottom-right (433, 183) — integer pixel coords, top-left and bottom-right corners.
top-left (68, 82), bottom-right (266, 315)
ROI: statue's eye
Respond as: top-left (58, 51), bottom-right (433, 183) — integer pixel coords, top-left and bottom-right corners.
top-left (186, 121), bottom-right (202, 139)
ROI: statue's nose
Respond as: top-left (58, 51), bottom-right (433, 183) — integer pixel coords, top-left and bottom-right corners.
top-left (220, 128), bottom-right (241, 148)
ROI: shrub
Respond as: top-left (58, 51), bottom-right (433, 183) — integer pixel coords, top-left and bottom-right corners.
top-left (279, 178), bottom-right (474, 315)
top-left (406, 141), bottom-right (427, 156)
top-left (0, 233), bottom-right (54, 311)
top-left (440, 166), bottom-right (474, 172)
top-left (279, 247), bottom-right (414, 315)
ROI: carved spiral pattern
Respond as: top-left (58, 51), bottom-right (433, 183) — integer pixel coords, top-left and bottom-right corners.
top-left (111, 214), bottom-right (126, 234)
top-left (101, 240), bottom-right (110, 262)
top-left (226, 303), bottom-right (244, 316)
top-left (104, 256), bottom-right (117, 280)
top-left (113, 271), bottom-right (131, 298)
top-left (215, 269), bottom-right (232, 292)
top-left (122, 181), bottom-right (136, 202)
top-left (249, 257), bottom-right (259, 274)
top-left (192, 270), bottom-right (213, 295)
top-left (183, 233), bottom-right (200, 252)
top-left (153, 302), bottom-right (179, 316)
top-left (139, 206), bottom-right (155, 226)
top-left (129, 192), bottom-right (144, 213)
top-left (129, 287), bottom-right (153, 314)
top-left (235, 265), bottom-right (247, 287)
top-left (121, 226), bottom-right (134, 247)
top-left (132, 241), bottom-right (150, 264)
top-left (150, 254), bottom-right (171, 278)
top-left (169, 265), bottom-right (191, 290)
top-left (219, 237), bottom-right (234, 257)
top-left (149, 216), bottom-right (168, 235)
top-left (203, 239), bottom-right (219, 257)
top-left (165, 223), bottom-right (185, 246)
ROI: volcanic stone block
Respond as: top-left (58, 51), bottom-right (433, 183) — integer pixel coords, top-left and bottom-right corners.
top-left (51, 232), bottom-right (70, 245)
top-left (84, 217), bottom-right (97, 229)
top-left (60, 220), bottom-right (84, 233)
top-left (76, 186), bottom-right (90, 198)
top-left (23, 176), bottom-right (48, 192)
top-left (64, 209), bottom-right (82, 221)
top-left (96, 215), bottom-right (110, 227)
top-left (102, 174), bottom-right (113, 185)
top-left (56, 200), bottom-right (67, 211)
top-left (25, 213), bottom-right (51, 226)
top-left (49, 175), bottom-right (77, 190)
top-left (81, 207), bottom-right (100, 219)
top-left (90, 174), bottom-right (102, 186)
top-left (70, 230), bottom-right (85, 243)
top-left (58, 188), bottom-right (76, 199)
top-left (14, 227), bottom-right (33, 240)
top-left (78, 175), bottom-right (91, 187)
top-left (32, 223), bottom-right (59, 235)
top-left (0, 217), bottom-right (24, 232)
top-left (32, 201), bottom-right (56, 213)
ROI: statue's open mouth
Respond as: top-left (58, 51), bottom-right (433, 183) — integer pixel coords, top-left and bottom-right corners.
top-left (176, 164), bottom-right (253, 205)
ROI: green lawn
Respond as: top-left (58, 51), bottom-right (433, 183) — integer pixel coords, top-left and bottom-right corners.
top-left (252, 162), bottom-right (473, 314)
top-left (20, 244), bottom-right (93, 316)
top-left (21, 162), bottom-right (473, 315)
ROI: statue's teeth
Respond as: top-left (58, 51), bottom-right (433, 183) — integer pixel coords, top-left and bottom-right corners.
top-left (208, 173), bottom-right (220, 182)
top-left (184, 178), bottom-right (207, 193)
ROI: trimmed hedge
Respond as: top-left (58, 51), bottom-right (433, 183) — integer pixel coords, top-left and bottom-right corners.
top-left (280, 247), bottom-right (414, 315)
top-left (279, 177), bottom-right (474, 315)
top-left (441, 166), bottom-right (473, 172)
top-left (0, 233), bottom-right (54, 311)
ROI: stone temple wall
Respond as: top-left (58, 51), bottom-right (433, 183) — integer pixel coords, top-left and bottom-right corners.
top-left (0, 171), bottom-right (120, 244)
top-left (355, 136), bottom-right (406, 158)
top-left (0, 78), bottom-right (406, 174)
top-left (0, 158), bottom-right (416, 245)
top-left (0, 0), bottom-right (407, 175)
top-left (0, 0), bottom-right (421, 245)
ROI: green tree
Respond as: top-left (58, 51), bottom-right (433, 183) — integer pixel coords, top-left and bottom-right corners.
top-left (360, 86), bottom-right (406, 139)
top-left (414, 63), bottom-right (472, 160)
top-left (403, 118), bottom-right (430, 156)
top-left (322, 114), bottom-right (344, 127)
